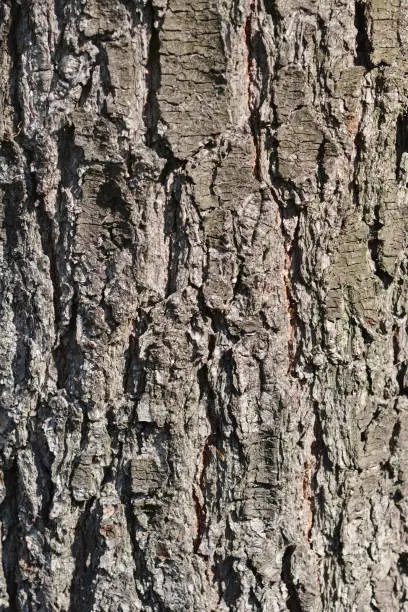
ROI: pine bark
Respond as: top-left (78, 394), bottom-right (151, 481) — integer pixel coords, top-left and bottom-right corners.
top-left (0, 0), bottom-right (407, 610)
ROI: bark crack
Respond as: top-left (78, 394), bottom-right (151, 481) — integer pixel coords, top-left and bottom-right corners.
top-left (281, 545), bottom-right (303, 612)
top-left (354, 0), bottom-right (372, 69)
top-left (245, 0), bottom-right (261, 180)
top-left (367, 205), bottom-right (392, 289)
top-left (1, 459), bottom-right (19, 610)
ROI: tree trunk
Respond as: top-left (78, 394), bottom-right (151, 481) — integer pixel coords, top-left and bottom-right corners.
top-left (0, 0), bottom-right (407, 609)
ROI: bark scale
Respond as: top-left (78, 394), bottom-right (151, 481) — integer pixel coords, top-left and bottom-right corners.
top-left (0, 0), bottom-right (407, 610)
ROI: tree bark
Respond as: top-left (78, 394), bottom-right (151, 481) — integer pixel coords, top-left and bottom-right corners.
top-left (0, 0), bottom-right (407, 609)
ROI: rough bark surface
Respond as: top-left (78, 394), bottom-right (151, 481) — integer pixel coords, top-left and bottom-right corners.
top-left (0, 0), bottom-right (408, 610)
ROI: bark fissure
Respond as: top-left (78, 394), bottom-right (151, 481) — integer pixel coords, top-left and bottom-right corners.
top-left (1, 460), bottom-right (19, 610)
top-left (69, 500), bottom-right (105, 610)
top-left (281, 545), bottom-right (303, 612)
top-left (245, 0), bottom-right (261, 180)
top-left (354, 1), bottom-right (372, 69)
top-left (367, 205), bottom-right (393, 289)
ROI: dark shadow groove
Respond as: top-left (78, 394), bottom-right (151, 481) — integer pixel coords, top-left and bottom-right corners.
top-left (367, 205), bottom-right (393, 289)
top-left (69, 500), bottom-right (105, 611)
top-left (396, 111), bottom-right (408, 182)
top-left (354, 1), bottom-right (372, 69)
top-left (281, 545), bottom-right (303, 612)
top-left (1, 459), bottom-right (20, 610)
top-left (8, 0), bottom-right (24, 128)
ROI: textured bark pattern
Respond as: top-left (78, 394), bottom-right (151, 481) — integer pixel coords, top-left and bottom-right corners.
top-left (0, 0), bottom-right (408, 610)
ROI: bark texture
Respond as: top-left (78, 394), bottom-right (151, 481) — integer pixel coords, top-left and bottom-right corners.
top-left (0, 0), bottom-right (408, 610)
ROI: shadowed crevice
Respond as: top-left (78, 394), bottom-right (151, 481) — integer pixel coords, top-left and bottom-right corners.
top-left (281, 545), bottom-right (303, 612)
top-left (1, 460), bottom-right (20, 610)
top-left (69, 500), bottom-right (105, 611)
top-left (396, 111), bottom-right (408, 181)
top-left (7, 0), bottom-right (24, 128)
top-left (354, 1), bottom-right (372, 69)
top-left (143, 0), bottom-right (173, 160)
top-left (367, 205), bottom-right (393, 289)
